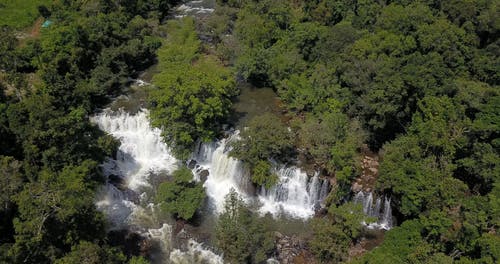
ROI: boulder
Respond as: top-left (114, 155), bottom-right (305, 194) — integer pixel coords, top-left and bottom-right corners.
top-left (199, 170), bottom-right (209, 183)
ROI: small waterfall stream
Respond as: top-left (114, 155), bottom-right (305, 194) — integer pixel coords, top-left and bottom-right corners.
top-left (353, 191), bottom-right (393, 230)
top-left (258, 168), bottom-right (330, 219)
top-left (191, 133), bottom-right (254, 213)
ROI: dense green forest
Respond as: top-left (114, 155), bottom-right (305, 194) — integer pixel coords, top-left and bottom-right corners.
top-left (201, 0), bottom-right (499, 263)
top-left (0, 0), bottom-right (180, 263)
top-left (1, 0), bottom-right (499, 263)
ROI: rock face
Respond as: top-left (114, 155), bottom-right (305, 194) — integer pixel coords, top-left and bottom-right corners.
top-left (352, 146), bottom-right (380, 192)
top-left (275, 232), bottom-right (311, 264)
top-left (199, 169), bottom-right (209, 183)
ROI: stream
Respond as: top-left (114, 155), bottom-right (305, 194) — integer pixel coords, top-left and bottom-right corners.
top-left (90, 1), bottom-right (393, 263)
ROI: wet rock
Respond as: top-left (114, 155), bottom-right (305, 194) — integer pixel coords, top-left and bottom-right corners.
top-left (188, 160), bottom-right (197, 169)
top-left (199, 170), bottom-right (209, 183)
top-left (123, 188), bottom-right (140, 204)
top-left (108, 174), bottom-right (127, 190)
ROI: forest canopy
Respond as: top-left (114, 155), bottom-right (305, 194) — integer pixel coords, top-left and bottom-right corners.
top-left (0, 0), bottom-right (498, 263)
top-left (208, 0), bottom-right (499, 263)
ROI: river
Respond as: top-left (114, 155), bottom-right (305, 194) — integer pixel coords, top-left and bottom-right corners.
top-left (89, 1), bottom-right (392, 263)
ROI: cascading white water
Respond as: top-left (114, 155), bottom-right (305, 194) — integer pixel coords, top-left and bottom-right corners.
top-left (169, 240), bottom-right (223, 264)
top-left (93, 109), bottom-right (178, 190)
top-left (92, 109), bottom-right (223, 263)
top-left (191, 133), bottom-right (253, 213)
top-left (353, 191), bottom-right (393, 230)
top-left (175, 0), bottom-right (215, 18)
top-left (191, 133), bottom-right (330, 219)
top-left (258, 167), bottom-right (330, 219)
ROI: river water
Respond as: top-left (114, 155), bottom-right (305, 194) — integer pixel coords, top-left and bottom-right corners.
top-left (90, 1), bottom-right (392, 263)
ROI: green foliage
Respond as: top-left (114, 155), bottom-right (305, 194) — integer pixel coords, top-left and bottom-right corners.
top-left (251, 160), bottom-right (278, 189)
top-left (310, 217), bottom-right (350, 263)
top-left (299, 109), bottom-right (364, 179)
top-left (9, 161), bottom-right (106, 262)
top-left (156, 167), bottom-right (205, 220)
top-left (353, 220), bottom-right (428, 264)
top-left (231, 113), bottom-right (293, 164)
top-left (150, 17), bottom-right (237, 159)
top-left (0, 1), bottom-right (173, 262)
top-left (55, 241), bottom-right (126, 264)
top-left (0, 156), bottom-right (23, 211)
top-left (310, 202), bottom-right (368, 263)
top-left (230, 113), bottom-right (293, 187)
top-left (217, 0), bottom-right (500, 262)
top-left (215, 189), bottom-right (275, 263)
top-left (0, 0), bottom-right (50, 29)
top-left (129, 255), bottom-right (150, 264)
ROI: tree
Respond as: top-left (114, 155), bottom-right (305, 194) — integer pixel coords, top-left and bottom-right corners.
top-left (156, 167), bottom-right (205, 220)
top-left (150, 18), bottom-right (237, 159)
top-left (298, 109), bottom-right (364, 180)
top-left (353, 220), bottom-right (430, 264)
top-left (311, 202), bottom-right (368, 263)
top-left (55, 241), bottom-right (126, 264)
top-left (215, 189), bottom-right (275, 263)
top-left (230, 113), bottom-right (293, 187)
top-left (0, 156), bottom-right (22, 212)
top-left (310, 218), bottom-right (351, 263)
top-left (9, 161), bottom-right (106, 263)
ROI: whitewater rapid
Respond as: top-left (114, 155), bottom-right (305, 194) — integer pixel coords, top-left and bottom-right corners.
top-left (192, 135), bottom-right (330, 219)
top-left (91, 107), bottom-right (335, 264)
top-left (92, 109), bottom-right (223, 263)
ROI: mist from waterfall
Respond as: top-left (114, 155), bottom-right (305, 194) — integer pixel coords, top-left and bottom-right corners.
top-left (92, 109), bottom-right (223, 263)
top-left (191, 133), bottom-right (330, 219)
top-left (191, 133), bottom-right (253, 213)
top-left (258, 168), bottom-right (330, 219)
top-left (353, 191), bottom-right (393, 230)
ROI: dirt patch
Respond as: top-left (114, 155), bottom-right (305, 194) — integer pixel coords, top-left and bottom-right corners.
top-left (352, 145), bottom-right (380, 192)
top-left (30, 17), bottom-right (43, 38)
top-left (16, 17), bottom-right (43, 45)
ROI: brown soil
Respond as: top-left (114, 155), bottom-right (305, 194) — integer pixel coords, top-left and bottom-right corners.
top-left (29, 17), bottom-right (43, 38)
top-left (348, 229), bottom-right (386, 261)
top-left (352, 145), bottom-right (380, 192)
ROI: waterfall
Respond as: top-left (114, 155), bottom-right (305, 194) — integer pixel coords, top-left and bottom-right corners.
top-left (191, 133), bottom-right (330, 219)
top-left (92, 109), bottom-right (178, 190)
top-left (353, 191), bottom-right (393, 230)
top-left (379, 197), bottom-right (393, 229)
top-left (191, 133), bottom-right (252, 213)
top-left (92, 109), bottom-right (223, 263)
top-left (258, 167), bottom-right (330, 219)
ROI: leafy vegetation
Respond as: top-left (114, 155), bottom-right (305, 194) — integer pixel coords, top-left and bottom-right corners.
top-left (229, 113), bottom-right (293, 187)
top-left (310, 202), bottom-right (369, 263)
top-left (215, 189), bottom-right (275, 263)
top-left (149, 17), bottom-right (237, 159)
top-left (0, 0), bottom-right (180, 262)
top-left (0, 0), bottom-right (49, 29)
top-left (155, 166), bottom-right (205, 220)
top-left (211, 0), bottom-right (499, 262)
top-left (0, 0), bottom-right (498, 263)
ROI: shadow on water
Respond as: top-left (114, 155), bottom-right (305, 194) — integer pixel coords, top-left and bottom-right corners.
top-left (229, 82), bottom-right (282, 128)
